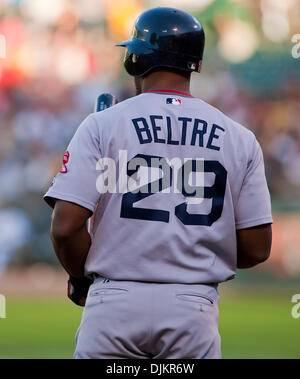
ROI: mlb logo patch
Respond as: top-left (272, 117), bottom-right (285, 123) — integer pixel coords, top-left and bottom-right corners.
top-left (166, 98), bottom-right (182, 106)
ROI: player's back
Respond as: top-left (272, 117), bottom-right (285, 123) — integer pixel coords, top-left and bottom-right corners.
top-left (49, 91), bottom-right (272, 284)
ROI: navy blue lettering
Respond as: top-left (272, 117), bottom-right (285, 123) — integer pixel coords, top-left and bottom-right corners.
top-left (178, 117), bottom-right (192, 145)
top-left (207, 124), bottom-right (225, 151)
top-left (150, 115), bottom-right (166, 144)
top-left (191, 119), bottom-right (207, 147)
top-left (132, 118), bottom-right (152, 144)
top-left (167, 116), bottom-right (179, 145)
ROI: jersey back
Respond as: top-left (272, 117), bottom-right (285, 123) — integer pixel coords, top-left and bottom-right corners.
top-left (44, 91), bottom-right (272, 284)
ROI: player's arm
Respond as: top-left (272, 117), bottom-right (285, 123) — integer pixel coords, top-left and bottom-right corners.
top-left (236, 223), bottom-right (272, 269)
top-left (234, 136), bottom-right (273, 269)
top-left (50, 200), bottom-right (92, 278)
top-left (44, 114), bottom-right (102, 306)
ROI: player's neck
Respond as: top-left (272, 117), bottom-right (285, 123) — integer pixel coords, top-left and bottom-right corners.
top-left (140, 71), bottom-right (191, 95)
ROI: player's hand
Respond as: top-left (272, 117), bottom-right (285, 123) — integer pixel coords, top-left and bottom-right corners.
top-left (67, 276), bottom-right (93, 307)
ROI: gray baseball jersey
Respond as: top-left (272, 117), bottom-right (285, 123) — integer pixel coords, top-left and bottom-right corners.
top-left (44, 90), bottom-right (273, 284)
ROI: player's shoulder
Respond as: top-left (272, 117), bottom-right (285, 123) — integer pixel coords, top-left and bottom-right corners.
top-left (196, 98), bottom-right (255, 141)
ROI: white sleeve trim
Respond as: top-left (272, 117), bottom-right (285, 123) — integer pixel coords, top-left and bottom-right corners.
top-left (236, 216), bottom-right (273, 230)
top-left (44, 191), bottom-right (96, 213)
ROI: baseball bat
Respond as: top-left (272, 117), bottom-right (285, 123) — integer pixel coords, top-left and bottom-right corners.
top-left (89, 93), bottom-right (118, 236)
top-left (94, 93), bottom-right (118, 112)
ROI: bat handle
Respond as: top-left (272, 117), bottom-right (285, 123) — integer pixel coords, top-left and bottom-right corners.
top-left (94, 93), bottom-right (117, 112)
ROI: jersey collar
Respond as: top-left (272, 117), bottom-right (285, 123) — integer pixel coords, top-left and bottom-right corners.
top-left (146, 89), bottom-right (194, 98)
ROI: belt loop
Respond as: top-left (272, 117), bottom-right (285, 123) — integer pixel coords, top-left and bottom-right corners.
top-left (91, 273), bottom-right (110, 283)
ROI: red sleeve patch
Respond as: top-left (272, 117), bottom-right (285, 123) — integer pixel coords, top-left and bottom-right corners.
top-left (60, 151), bottom-right (70, 173)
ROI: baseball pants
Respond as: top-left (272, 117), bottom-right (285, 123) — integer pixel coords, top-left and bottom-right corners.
top-left (74, 277), bottom-right (221, 359)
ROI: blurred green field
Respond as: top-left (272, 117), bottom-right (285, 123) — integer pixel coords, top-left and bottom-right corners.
top-left (0, 293), bottom-right (299, 359)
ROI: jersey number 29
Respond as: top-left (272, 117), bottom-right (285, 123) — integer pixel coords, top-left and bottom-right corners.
top-left (121, 154), bottom-right (227, 226)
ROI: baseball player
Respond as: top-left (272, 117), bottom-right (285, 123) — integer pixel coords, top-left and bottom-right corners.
top-left (45, 7), bottom-right (272, 359)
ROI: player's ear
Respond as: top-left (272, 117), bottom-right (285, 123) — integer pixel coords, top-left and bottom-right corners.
top-left (198, 60), bottom-right (203, 74)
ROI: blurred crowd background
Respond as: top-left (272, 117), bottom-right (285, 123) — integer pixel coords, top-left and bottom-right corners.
top-left (0, 0), bottom-right (300, 279)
